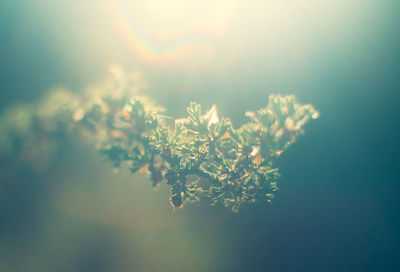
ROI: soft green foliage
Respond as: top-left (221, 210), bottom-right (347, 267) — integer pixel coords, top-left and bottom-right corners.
top-left (0, 78), bottom-right (318, 212)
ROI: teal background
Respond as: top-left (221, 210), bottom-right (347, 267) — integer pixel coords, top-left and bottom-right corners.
top-left (1, 0), bottom-right (399, 271)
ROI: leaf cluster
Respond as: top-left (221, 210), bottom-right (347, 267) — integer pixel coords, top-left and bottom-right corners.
top-left (0, 75), bottom-right (318, 212)
top-left (77, 93), bottom-right (318, 212)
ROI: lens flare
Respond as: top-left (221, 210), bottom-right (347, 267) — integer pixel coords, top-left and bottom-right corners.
top-left (109, 0), bottom-right (238, 69)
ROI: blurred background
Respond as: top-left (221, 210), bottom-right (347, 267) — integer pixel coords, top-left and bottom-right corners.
top-left (0, 0), bottom-right (399, 271)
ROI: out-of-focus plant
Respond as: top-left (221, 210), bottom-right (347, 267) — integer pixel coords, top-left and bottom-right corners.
top-left (0, 68), bottom-right (319, 212)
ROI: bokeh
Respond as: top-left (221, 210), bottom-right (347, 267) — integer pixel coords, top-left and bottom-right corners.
top-left (1, 0), bottom-right (399, 271)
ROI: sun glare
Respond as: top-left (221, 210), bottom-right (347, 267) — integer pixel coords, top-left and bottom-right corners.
top-left (109, 0), bottom-right (238, 68)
